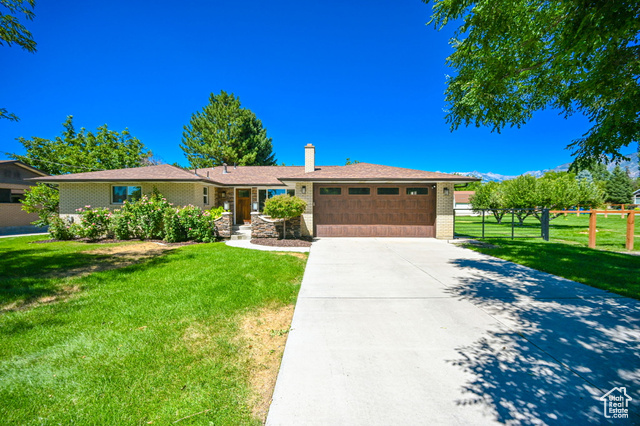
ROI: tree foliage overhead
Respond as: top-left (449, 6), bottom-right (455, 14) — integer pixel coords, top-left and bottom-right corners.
top-left (11, 116), bottom-right (151, 175)
top-left (1, 0), bottom-right (36, 122)
top-left (181, 91), bottom-right (277, 168)
top-left (424, 0), bottom-right (640, 167)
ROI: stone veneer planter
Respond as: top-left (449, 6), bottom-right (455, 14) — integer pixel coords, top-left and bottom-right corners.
top-left (214, 212), bottom-right (232, 238)
top-left (251, 212), bottom-right (301, 239)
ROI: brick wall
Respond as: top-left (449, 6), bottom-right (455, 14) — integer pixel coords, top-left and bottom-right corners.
top-left (295, 182), bottom-right (314, 236)
top-left (59, 182), bottom-right (207, 219)
top-left (0, 203), bottom-right (39, 227)
top-left (435, 182), bottom-right (455, 239)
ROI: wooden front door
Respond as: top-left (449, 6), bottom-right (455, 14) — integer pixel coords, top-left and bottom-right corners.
top-left (236, 189), bottom-right (251, 224)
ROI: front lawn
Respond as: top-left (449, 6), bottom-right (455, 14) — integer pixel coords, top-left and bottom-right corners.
top-left (461, 238), bottom-right (640, 300)
top-left (0, 236), bottom-right (307, 424)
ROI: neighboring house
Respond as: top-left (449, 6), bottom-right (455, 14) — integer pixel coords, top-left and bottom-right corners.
top-left (454, 191), bottom-right (475, 216)
top-left (0, 160), bottom-right (49, 235)
top-left (634, 189), bottom-right (640, 205)
top-left (32, 144), bottom-right (478, 239)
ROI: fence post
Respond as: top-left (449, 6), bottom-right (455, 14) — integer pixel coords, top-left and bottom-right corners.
top-left (482, 210), bottom-right (485, 239)
top-left (627, 212), bottom-right (635, 251)
top-left (589, 212), bottom-right (597, 248)
top-left (541, 209), bottom-right (550, 241)
top-left (577, 205), bottom-right (580, 217)
top-left (605, 205), bottom-right (608, 218)
top-left (622, 204), bottom-right (625, 218)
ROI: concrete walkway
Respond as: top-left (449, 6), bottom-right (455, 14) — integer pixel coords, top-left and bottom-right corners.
top-left (267, 238), bottom-right (640, 425)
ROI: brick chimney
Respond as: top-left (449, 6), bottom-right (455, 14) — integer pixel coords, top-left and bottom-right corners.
top-left (305, 143), bottom-right (315, 173)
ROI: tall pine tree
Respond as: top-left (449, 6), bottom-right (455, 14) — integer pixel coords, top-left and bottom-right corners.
top-left (605, 166), bottom-right (633, 204)
top-left (180, 91), bottom-right (277, 168)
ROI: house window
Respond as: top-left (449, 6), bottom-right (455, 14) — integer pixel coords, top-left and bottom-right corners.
top-left (258, 188), bottom-right (296, 210)
top-left (319, 187), bottom-right (341, 195)
top-left (0, 188), bottom-right (11, 203)
top-left (203, 187), bottom-right (209, 205)
top-left (406, 187), bottom-right (428, 195)
top-left (348, 187), bottom-right (370, 195)
top-left (377, 187), bottom-right (399, 195)
top-left (112, 186), bottom-right (142, 204)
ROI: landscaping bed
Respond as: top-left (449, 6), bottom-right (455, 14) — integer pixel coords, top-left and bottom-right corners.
top-left (251, 238), bottom-right (312, 247)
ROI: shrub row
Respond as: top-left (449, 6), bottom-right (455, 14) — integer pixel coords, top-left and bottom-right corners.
top-left (49, 192), bottom-right (223, 243)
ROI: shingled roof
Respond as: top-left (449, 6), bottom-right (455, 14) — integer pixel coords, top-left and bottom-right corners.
top-left (31, 164), bottom-right (204, 182)
top-left (32, 162), bottom-right (478, 185)
top-left (280, 163), bottom-right (475, 182)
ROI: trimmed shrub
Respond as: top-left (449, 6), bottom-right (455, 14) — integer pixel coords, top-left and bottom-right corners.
top-left (263, 195), bottom-right (307, 239)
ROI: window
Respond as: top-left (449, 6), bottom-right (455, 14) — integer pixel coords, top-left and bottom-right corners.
top-left (0, 188), bottom-right (10, 203)
top-left (348, 187), bottom-right (370, 195)
top-left (237, 189), bottom-right (251, 198)
top-left (319, 187), bottom-right (341, 195)
top-left (377, 187), bottom-right (399, 195)
top-left (203, 187), bottom-right (209, 205)
top-left (258, 188), bottom-right (296, 210)
top-left (112, 186), bottom-right (141, 204)
top-left (406, 187), bottom-right (428, 195)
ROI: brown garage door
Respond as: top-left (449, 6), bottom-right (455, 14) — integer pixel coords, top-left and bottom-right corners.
top-left (314, 184), bottom-right (436, 237)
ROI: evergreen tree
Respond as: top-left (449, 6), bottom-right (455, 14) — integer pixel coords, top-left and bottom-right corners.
top-left (576, 170), bottom-right (593, 184)
top-left (605, 166), bottom-right (633, 204)
top-left (180, 91), bottom-right (277, 168)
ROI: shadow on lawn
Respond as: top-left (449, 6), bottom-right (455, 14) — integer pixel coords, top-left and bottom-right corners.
top-left (471, 240), bottom-right (640, 299)
top-left (445, 256), bottom-right (640, 424)
top-left (0, 245), bottom-right (182, 310)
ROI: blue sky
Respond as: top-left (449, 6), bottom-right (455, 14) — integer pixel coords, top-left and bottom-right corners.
top-left (0, 0), bottom-right (620, 175)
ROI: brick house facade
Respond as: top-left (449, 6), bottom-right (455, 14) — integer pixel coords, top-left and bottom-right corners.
top-left (33, 145), bottom-right (477, 239)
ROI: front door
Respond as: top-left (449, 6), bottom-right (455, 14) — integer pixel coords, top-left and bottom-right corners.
top-left (236, 189), bottom-right (251, 224)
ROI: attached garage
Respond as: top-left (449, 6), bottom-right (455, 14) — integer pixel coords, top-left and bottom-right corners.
top-left (314, 184), bottom-right (436, 237)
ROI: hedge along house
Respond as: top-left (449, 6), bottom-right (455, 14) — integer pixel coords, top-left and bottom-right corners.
top-left (32, 144), bottom-right (478, 239)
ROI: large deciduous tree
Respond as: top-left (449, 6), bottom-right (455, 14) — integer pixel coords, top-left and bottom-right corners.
top-left (181, 91), bottom-right (277, 168)
top-left (11, 116), bottom-right (151, 175)
top-left (1, 0), bottom-right (36, 121)
top-left (424, 0), bottom-right (640, 167)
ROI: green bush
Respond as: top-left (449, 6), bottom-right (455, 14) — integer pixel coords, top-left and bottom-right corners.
top-left (48, 215), bottom-right (76, 240)
top-left (263, 194), bottom-right (306, 239)
top-left (77, 206), bottom-right (111, 240)
top-left (111, 209), bottom-right (135, 240)
top-left (120, 192), bottom-right (172, 239)
top-left (164, 205), bottom-right (218, 243)
top-left (21, 183), bottom-right (59, 227)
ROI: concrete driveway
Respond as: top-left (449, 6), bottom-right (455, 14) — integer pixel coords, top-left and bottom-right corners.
top-left (267, 238), bottom-right (640, 425)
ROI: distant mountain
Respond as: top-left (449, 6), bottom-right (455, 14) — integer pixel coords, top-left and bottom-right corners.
top-left (457, 152), bottom-right (639, 182)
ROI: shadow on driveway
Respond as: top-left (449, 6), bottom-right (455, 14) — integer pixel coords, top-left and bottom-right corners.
top-left (446, 257), bottom-right (640, 424)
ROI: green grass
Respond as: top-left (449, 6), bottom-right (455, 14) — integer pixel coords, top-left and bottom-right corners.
top-left (461, 238), bottom-right (640, 300)
top-left (455, 213), bottom-right (640, 251)
top-left (0, 236), bottom-right (307, 424)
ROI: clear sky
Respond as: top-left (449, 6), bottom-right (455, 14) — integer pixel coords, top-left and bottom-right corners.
top-left (1, 0), bottom-right (624, 175)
